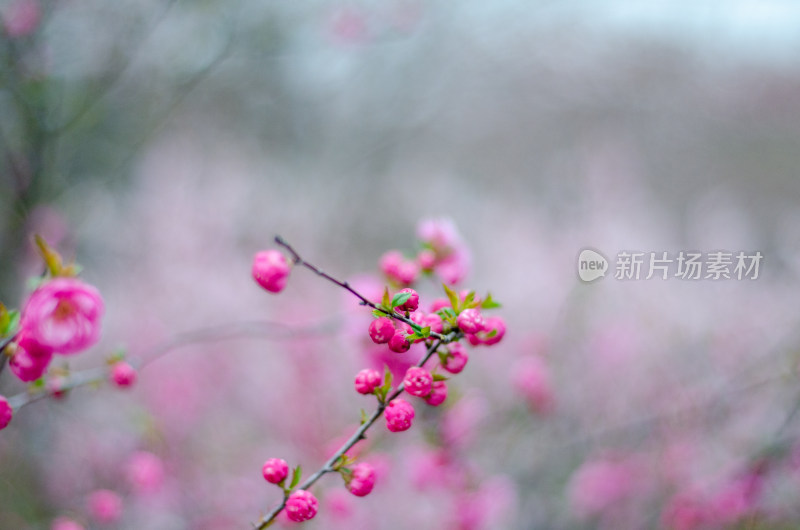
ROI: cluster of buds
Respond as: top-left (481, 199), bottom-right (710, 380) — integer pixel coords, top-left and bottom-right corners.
top-left (357, 283), bottom-right (504, 435)
top-left (380, 218), bottom-right (472, 286)
top-left (249, 224), bottom-right (504, 527)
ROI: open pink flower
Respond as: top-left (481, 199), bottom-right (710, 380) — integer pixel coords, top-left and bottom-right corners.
top-left (21, 278), bottom-right (104, 355)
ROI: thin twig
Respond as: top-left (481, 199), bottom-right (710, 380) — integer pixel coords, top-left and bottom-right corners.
top-left (251, 334), bottom-right (456, 529)
top-left (274, 235), bottom-right (444, 341)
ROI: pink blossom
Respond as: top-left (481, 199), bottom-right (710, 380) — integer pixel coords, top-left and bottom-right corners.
top-left (368, 317), bottom-right (395, 344)
top-left (417, 217), bottom-right (461, 256)
top-left (50, 517), bottom-right (85, 530)
top-left (421, 312), bottom-right (443, 334)
top-left (388, 329), bottom-right (410, 353)
top-left (456, 308), bottom-right (483, 334)
top-left (110, 361), bottom-right (137, 388)
top-left (285, 489), bottom-right (318, 522)
top-left (512, 356), bottom-right (554, 414)
top-left (46, 375), bottom-right (68, 399)
top-left (262, 458), bottom-right (289, 484)
top-left (251, 250), bottom-right (290, 293)
top-left (21, 277), bottom-right (104, 355)
top-left (87, 489), bottom-right (122, 524)
top-left (467, 316), bottom-right (506, 346)
top-left (9, 336), bottom-right (52, 382)
top-left (429, 298), bottom-right (450, 312)
top-left (403, 366), bottom-right (432, 397)
top-left (435, 246), bottom-right (471, 285)
top-left (395, 288), bottom-right (419, 312)
top-left (126, 451), bottom-right (165, 495)
top-left (354, 368), bottom-right (382, 394)
top-left (442, 342), bottom-right (469, 374)
top-left (425, 380), bottom-right (447, 406)
top-left (2, 0), bottom-right (40, 38)
top-left (0, 395), bottom-right (12, 430)
top-left (417, 249), bottom-right (436, 270)
top-left (346, 462), bottom-right (376, 497)
top-left (379, 250), bottom-right (418, 285)
top-left (384, 399), bottom-right (415, 432)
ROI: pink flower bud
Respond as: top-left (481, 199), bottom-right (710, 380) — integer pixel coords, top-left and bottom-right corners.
top-left (512, 357), bottom-right (554, 414)
top-left (346, 462), bottom-right (376, 497)
top-left (51, 517), bottom-right (85, 530)
top-left (456, 308), bottom-right (484, 334)
top-left (388, 329), bottom-right (410, 353)
top-left (285, 489), bottom-right (319, 522)
top-left (403, 366), bottom-right (433, 397)
top-left (395, 288), bottom-right (419, 312)
top-left (126, 451), bottom-right (165, 495)
top-left (110, 362), bottom-right (137, 388)
top-left (425, 380), bottom-right (448, 406)
top-left (21, 278), bottom-right (104, 355)
top-left (379, 250), bottom-right (403, 277)
top-left (2, 0), bottom-right (40, 38)
top-left (384, 398), bottom-right (415, 432)
top-left (442, 343), bottom-right (469, 374)
top-left (9, 337), bottom-right (52, 382)
top-left (47, 375), bottom-right (68, 399)
top-left (262, 458), bottom-right (289, 484)
top-left (87, 489), bottom-right (122, 524)
top-left (417, 218), bottom-right (461, 255)
top-left (368, 317), bottom-right (395, 344)
top-left (354, 369), bottom-right (382, 395)
top-left (394, 260), bottom-right (419, 286)
top-left (467, 316), bottom-right (506, 346)
top-left (417, 249), bottom-right (436, 270)
top-left (252, 250), bottom-right (290, 293)
top-left (436, 247), bottom-right (470, 285)
top-left (429, 298), bottom-right (450, 312)
top-left (423, 312), bottom-right (444, 334)
top-left (0, 395), bottom-right (12, 430)
top-left (380, 251), bottom-right (418, 285)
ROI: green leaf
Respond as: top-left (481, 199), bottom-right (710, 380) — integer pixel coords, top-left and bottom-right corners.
top-left (360, 409), bottom-right (368, 425)
top-left (372, 309), bottom-right (387, 318)
top-left (432, 373), bottom-right (449, 382)
top-left (443, 283), bottom-right (459, 311)
top-left (381, 287), bottom-right (391, 309)
top-left (391, 291), bottom-right (413, 308)
top-left (383, 365), bottom-right (393, 391)
top-left (436, 307), bottom-right (457, 325)
top-left (420, 326), bottom-right (431, 338)
top-left (1, 309), bottom-right (20, 338)
top-left (462, 291), bottom-right (476, 309)
top-left (289, 466), bottom-right (302, 489)
top-left (34, 234), bottom-right (63, 277)
top-left (481, 293), bottom-right (502, 309)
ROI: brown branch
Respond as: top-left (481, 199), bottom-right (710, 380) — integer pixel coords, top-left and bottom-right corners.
top-left (274, 235), bottom-right (444, 341)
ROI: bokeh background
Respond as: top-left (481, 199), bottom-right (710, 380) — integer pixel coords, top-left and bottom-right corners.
top-left (3, 0), bottom-right (800, 528)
